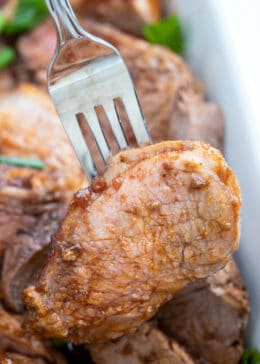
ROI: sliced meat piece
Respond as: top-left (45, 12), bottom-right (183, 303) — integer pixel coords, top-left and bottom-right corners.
top-left (24, 141), bottom-right (241, 344)
top-left (169, 90), bottom-right (224, 151)
top-left (0, 84), bottom-right (85, 311)
top-left (157, 259), bottom-right (249, 364)
top-left (0, 304), bottom-right (66, 363)
top-left (18, 20), bottom-right (224, 149)
top-left (89, 322), bottom-right (195, 364)
top-left (71, 0), bottom-right (161, 36)
top-left (0, 84), bottom-right (85, 202)
top-left (0, 69), bottom-right (16, 95)
top-left (1, 202), bottom-right (67, 312)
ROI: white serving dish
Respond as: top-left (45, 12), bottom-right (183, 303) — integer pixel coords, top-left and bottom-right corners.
top-left (164, 0), bottom-right (260, 348)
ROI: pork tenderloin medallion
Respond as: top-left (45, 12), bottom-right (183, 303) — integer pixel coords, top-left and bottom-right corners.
top-left (24, 141), bottom-right (241, 344)
top-left (71, 0), bottom-right (161, 36)
top-left (0, 304), bottom-right (67, 364)
top-left (157, 258), bottom-right (249, 364)
top-left (89, 322), bottom-right (195, 364)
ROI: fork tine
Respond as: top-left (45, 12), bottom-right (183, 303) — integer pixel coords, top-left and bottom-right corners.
top-left (83, 108), bottom-right (111, 163)
top-left (103, 102), bottom-right (128, 150)
top-left (122, 92), bottom-right (151, 145)
top-left (60, 113), bottom-right (98, 180)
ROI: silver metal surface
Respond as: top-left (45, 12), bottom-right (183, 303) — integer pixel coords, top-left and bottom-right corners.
top-left (45, 0), bottom-right (151, 180)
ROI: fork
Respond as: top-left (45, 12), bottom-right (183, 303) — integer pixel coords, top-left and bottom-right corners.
top-left (45, 0), bottom-right (151, 179)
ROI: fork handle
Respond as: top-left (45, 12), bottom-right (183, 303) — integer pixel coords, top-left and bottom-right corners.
top-left (45, 0), bottom-right (84, 44)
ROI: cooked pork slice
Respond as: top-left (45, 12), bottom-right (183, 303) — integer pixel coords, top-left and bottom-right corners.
top-left (1, 202), bottom-right (67, 312)
top-left (71, 0), bottom-right (161, 36)
top-left (0, 69), bottom-right (16, 94)
top-left (18, 20), bottom-right (224, 149)
top-left (89, 322), bottom-right (195, 364)
top-left (157, 258), bottom-right (249, 364)
top-left (0, 84), bottom-right (85, 201)
top-left (25, 141), bottom-right (241, 344)
top-left (0, 84), bottom-right (85, 311)
top-left (0, 304), bottom-right (66, 363)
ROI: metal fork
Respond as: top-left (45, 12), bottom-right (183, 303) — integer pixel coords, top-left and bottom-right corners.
top-left (45, 0), bottom-right (151, 179)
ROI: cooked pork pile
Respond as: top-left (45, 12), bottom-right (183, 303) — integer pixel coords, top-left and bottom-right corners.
top-left (25, 141), bottom-right (241, 343)
top-left (0, 0), bottom-right (249, 363)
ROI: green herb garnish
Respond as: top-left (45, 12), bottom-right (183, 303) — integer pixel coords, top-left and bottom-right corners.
top-left (51, 339), bottom-right (67, 348)
top-left (143, 15), bottom-right (184, 54)
top-left (0, 156), bottom-right (44, 170)
top-left (0, 12), bottom-right (6, 33)
top-left (241, 349), bottom-right (260, 364)
top-left (2, 0), bottom-right (48, 35)
top-left (0, 47), bottom-right (16, 69)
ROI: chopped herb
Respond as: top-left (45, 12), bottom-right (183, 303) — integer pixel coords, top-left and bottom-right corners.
top-left (3, 0), bottom-right (48, 35)
top-left (0, 47), bottom-right (16, 69)
top-left (0, 12), bottom-right (6, 33)
top-left (241, 349), bottom-right (260, 364)
top-left (0, 156), bottom-right (44, 170)
top-left (51, 339), bottom-right (67, 348)
top-left (143, 15), bottom-right (184, 54)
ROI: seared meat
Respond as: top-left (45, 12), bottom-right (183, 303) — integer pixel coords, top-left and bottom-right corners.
top-left (0, 84), bottom-right (85, 311)
top-left (1, 202), bottom-right (67, 312)
top-left (25, 141), bottom-right (241, 344)
top-left (0, 84), bottom-right (84, 201)
top-left (18, 20), bottom-right (224, 149)
top-left (157, 259), bottom-right (249, 364)
top-left (0, 304), bottom-right (66, 363)
top-left (71, 0), bottom-right (161, 36)
top-left (88, 259), bottom-right (248, 364)
top-left (89, 322), bottom-right (195, 364)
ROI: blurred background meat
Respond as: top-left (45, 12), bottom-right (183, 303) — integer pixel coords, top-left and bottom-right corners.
top-left (71, 0), bottom-right (161, 36)
top-left (89, 322), bottom-right (195, 364)
top-left (157, 259), bottom-right (249, 364)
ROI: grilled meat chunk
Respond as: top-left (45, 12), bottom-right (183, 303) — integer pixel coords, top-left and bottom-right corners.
top-left (71, 0), bottom-right (161, 36)
top-left (0, 304), bottom-right (66, 363)
top-left (89, 322), bottom-right (195, 364)
top-left (18, 20), bottom-right (224, 149)
top-left (25, 141), bottom-right (241, 344)
top-left (157, 259), bottom-right (249, 364)
top-left (0, 84), bottom-right (85, 311)
top-left (1, 202), bottom-right (67, 312)
top-left (0, 84), bottom-right (84, 201)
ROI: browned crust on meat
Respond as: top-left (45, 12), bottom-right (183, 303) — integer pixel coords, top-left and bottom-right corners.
top-left (24, 141), bottom-right (241, 344)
